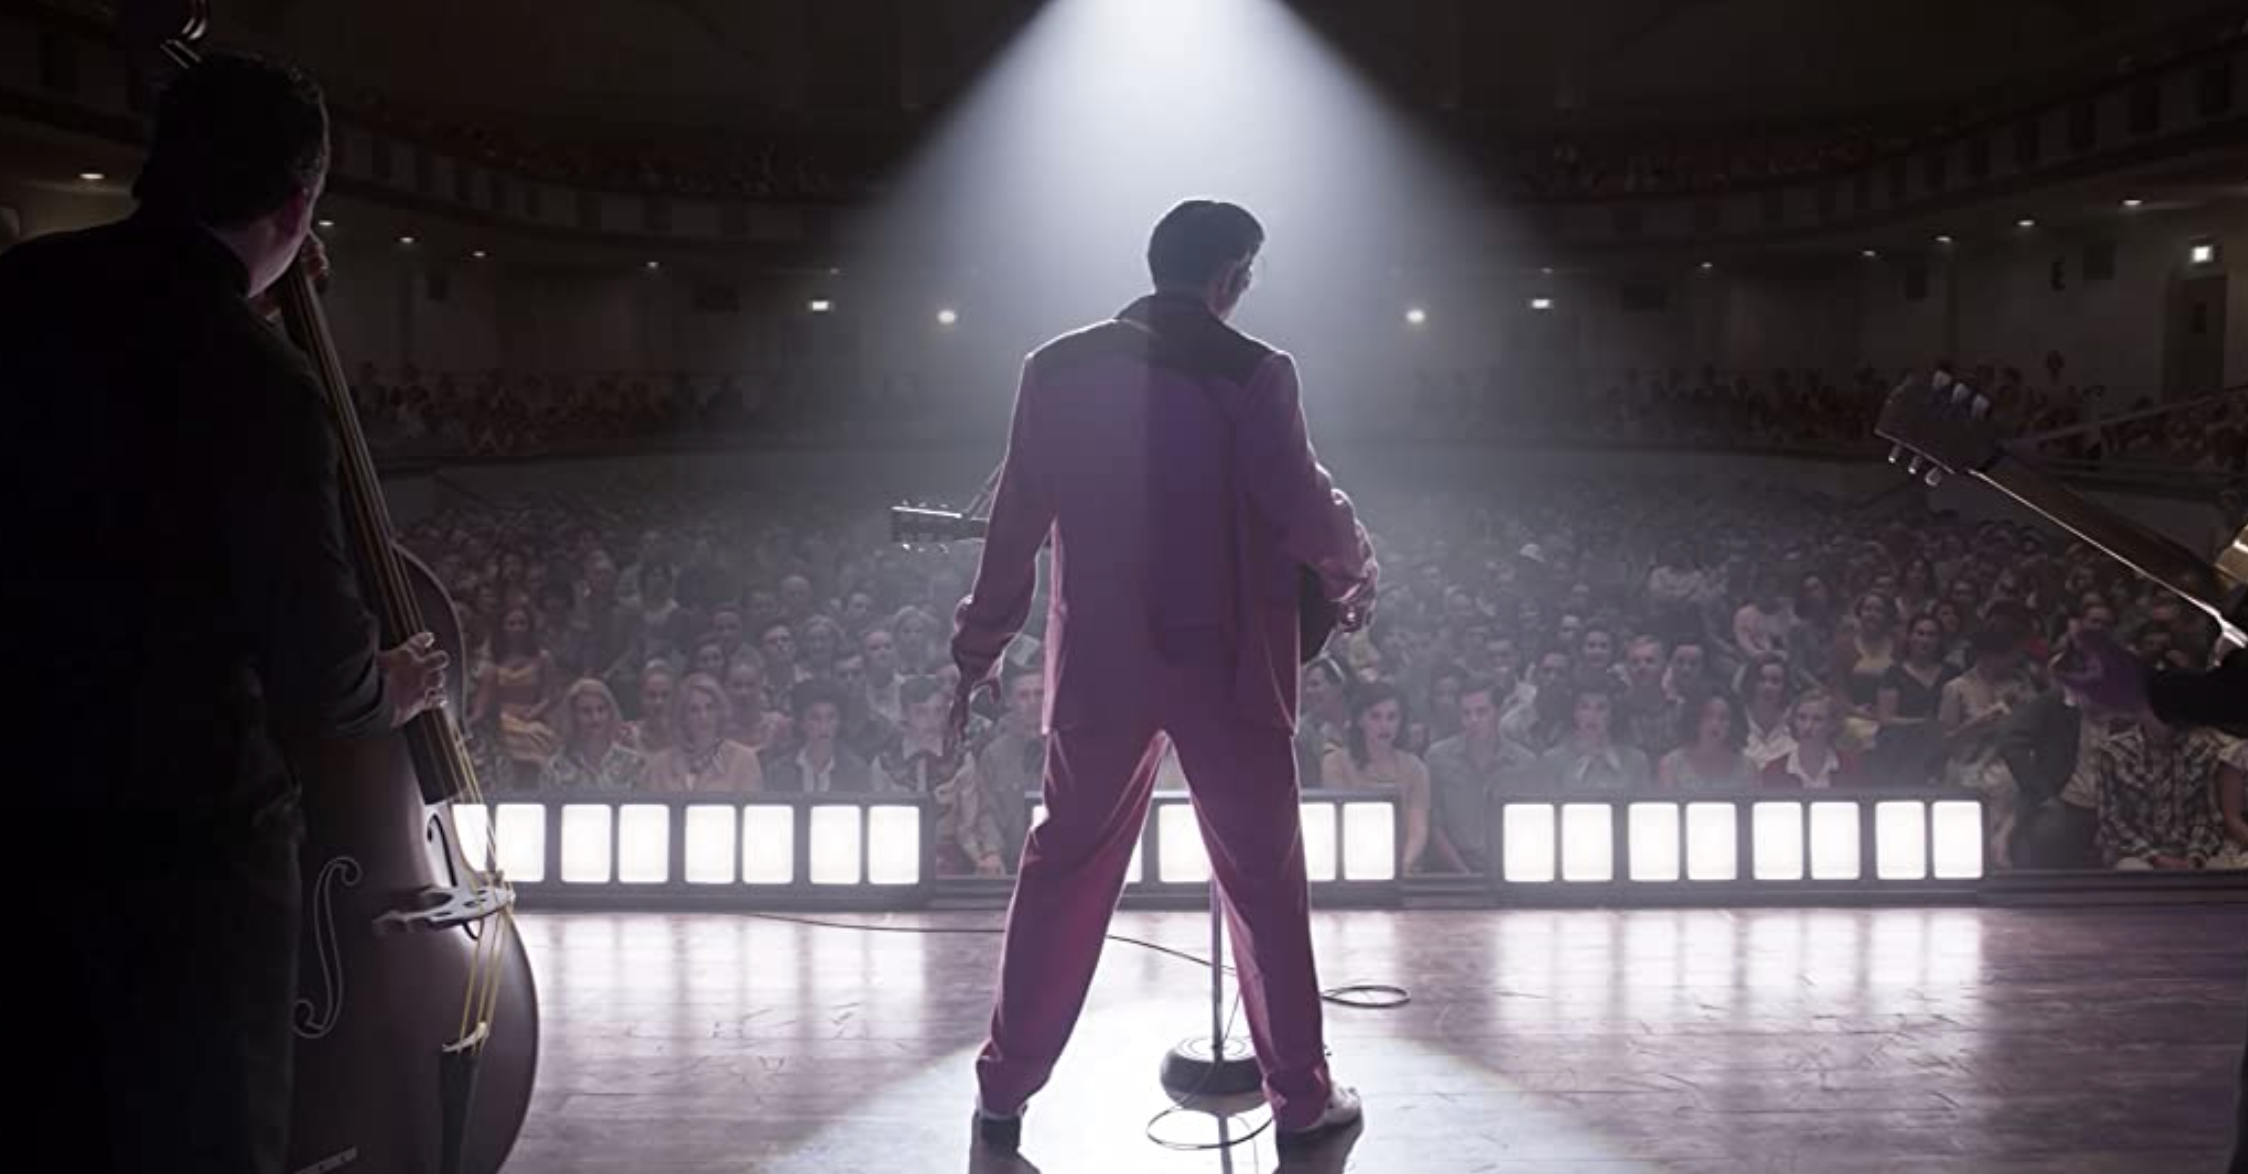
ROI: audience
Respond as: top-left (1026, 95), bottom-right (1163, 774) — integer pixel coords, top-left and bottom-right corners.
top-left (388, 459), bottom-right (2240, 878)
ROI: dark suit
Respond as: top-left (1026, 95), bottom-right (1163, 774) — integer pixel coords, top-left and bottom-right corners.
top-left (1997, 690), bottom-right (2098, 869)
top-left (0, 209), bottom-right (386, 1173)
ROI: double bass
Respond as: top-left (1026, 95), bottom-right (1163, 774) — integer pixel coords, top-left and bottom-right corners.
top-left (121, 4), bottom-right (540, 1171)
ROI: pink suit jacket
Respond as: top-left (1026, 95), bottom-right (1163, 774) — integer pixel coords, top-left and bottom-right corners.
top-left (954, 292), bottom-right (1375, 733)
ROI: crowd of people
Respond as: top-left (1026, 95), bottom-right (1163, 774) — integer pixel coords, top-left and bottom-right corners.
top-left (400, 470), bottom-right (2247, 880)
top-left (352, 364), bottom-right (954, 460)
top-left (358, 356), bottom-right (2240, 477)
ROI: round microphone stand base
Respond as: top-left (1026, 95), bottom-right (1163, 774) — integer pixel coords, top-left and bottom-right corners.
top-left (1158, 878), bottom-right (1264, 1100)
top-left (1159, 1035), bottom-right (1263, 1098)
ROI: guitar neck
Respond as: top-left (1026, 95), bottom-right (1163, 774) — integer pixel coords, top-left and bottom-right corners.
top-left (1975, 454), bottom-right (2245, 640)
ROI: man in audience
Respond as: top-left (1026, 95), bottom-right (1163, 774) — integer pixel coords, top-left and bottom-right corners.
top-left (1424, 676), bottom-right (1536, 870)
top-left (2091, 704), bottom-right (2228, 870)
top-left (765, 681), bottom-right (871, 793)
top-left (972, 664), bottom-right (1045, 873)
top-left (1618, 635), bottom-right (1677, 756)
top-left (878, 676), bottom-right (1005, 876)
top-left (863, 626), bottom-right (905, 725)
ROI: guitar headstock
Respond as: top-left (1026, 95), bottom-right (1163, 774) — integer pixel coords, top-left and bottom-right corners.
top-left (889, 504), bottom-right (986, 549)
top-left (1875, 371), bottom-right (2004, 488)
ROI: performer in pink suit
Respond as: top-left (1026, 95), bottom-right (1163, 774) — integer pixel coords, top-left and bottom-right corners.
top-left (951, 200), bottom-right (1377, 1155)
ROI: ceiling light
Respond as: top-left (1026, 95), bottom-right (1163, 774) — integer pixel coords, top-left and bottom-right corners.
top-left (808, 299), bottom-right (833, 313)
top-left (1699, 261), bottom-right (1715, 271)
top-left (2016, 218), bottom-right (2036, 229)
top-left (936, 308), bottom-right (959, 326)
top-left (77, 171), bottom-right (104, 182)
top-left (2121, 198), bottom-right (2143, 208)
top-left (471, 249), bottom-right (488, 259)
top-left (1404, 307), bottom-right (1428, 326)
top-left (1934, 234), bottom-right (1954, 245)
top-left (397, 235), bottom-right (416, 245)
top-left (1529, 297), bottom-right (1554, 311)
top-left (1861, 249), bottom-right (1879, 259)
top-left (317, 218), bottom-right (336, 229)
top-left (645, 261), bottom-right (661, 270)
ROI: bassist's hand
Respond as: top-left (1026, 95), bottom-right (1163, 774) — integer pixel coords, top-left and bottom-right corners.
top-left (378, 632), bottom-right (450, 729)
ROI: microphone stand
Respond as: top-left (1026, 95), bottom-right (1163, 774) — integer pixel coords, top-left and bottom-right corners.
top-left (1157, 880), bottom-right (1262, 1099)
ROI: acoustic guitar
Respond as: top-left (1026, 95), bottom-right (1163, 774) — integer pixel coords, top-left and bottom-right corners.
top-left (889, 504), bottom-right (1344, 663)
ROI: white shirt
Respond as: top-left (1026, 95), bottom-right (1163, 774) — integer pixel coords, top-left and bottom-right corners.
top-left (1743, 712), bottom-right (1797, 768)
top-left (795, 748), bottom-right (837, 794)
top-left (1779, 744), bottom-right (1841, 789)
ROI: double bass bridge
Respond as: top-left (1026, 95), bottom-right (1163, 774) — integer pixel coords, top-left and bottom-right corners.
top-left (373, 882), bottom-right (517, 936)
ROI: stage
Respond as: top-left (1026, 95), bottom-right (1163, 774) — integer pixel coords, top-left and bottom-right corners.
top-left (506, 906), bottom-right (2246, 1172)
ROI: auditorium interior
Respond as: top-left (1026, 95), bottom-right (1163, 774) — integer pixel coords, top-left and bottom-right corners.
top-left (3, 1), bottom-right (2245, 1170)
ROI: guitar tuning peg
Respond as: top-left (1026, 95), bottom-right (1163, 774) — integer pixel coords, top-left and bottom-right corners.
top-left (1887, 444), bottom-right (1906, 467)
top-left (1969, 396), bottom-right (1990, 421)
top-left (1924, 467), bottom-right (1946, 488)
top-left (1905, 455), bottom-right (1925, 476)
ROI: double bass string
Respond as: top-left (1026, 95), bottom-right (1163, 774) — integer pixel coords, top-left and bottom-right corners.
top-left (279, 247), bottom-right (520, 1058)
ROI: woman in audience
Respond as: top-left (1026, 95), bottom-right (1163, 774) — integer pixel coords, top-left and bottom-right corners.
top-left (1941, 624), bottom-right (2036, 863)
top-left (1738, 653), bottom-right (1797, 768)
top-left (470, 604), bottom-right (562, 788)
top-left (1294, 659), bottom-right (1350, 788)
top-left (1659, 693), bottom-right (1756, 791)
top-left (541, 679), bottom-right (647, 791)
top-left (625, 662), bottom-right (679, 756)
top-left (1831, 591), bottom-right (1898, 725)
top-left (798, 615), bottom-right (846, 682)
top-left (636, 561), bottom-right (689, 667)
top-left (1323, 683), bottom-right (1441, 873)
top-left (1762, 690), bottom-right (1858, 788)
top-left (647, 673), bottom-right (763, 792)
top-left (890, 606), bottom-right (942, 675)
top-left (723, 652), bottom-right (786, 755)
top-left (1874, 614), bottom-right (1957, 786)
top-left (1538, 681), bottom-right (1654, 793)
top-left (1894, 556), bottom-right (1939, 622)
top-left (688, 635), bottom-right (730, 682)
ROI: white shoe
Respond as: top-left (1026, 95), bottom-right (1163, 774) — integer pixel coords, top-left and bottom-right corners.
top-left (1275, 1085), bottom-right (1362, 1153)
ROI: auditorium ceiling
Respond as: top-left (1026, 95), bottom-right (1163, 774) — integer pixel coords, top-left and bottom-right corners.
top-left (210, 0), bottom-right (2239, 136)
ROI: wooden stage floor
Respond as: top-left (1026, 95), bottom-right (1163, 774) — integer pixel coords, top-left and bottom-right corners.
top-left (506, 906), bottom-right (2247, 1173)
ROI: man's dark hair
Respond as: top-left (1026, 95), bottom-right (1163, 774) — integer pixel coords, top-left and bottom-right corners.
top-left (898, 675), bottom-right (944, 710)
top-left (790, 679), bottom-right (847, 720)
top-left (134, 52), bottom-right (328, 227)
top-left (1147, 200), bottom-right (1264, 288)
